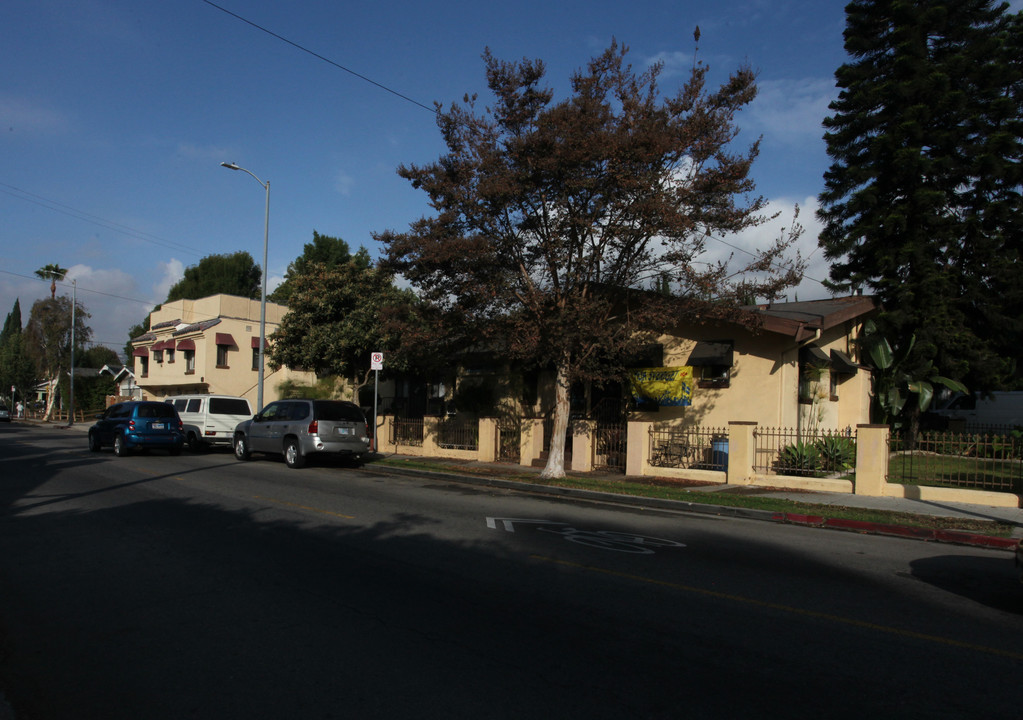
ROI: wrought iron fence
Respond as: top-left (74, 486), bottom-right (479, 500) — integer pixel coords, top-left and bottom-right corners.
top-left (391, 416), bottom-right (424, 447)
top-left (592, 399), bottom-right (627, 472)
top-left (498, 418), bottom-right (520, 462)
top-left (889, 430), bottom-right (1023, 493)
top-left (754, 426), bottom-right (857, 477)
top-left (648, 425), bottom-right (729, 470)
top-left (436, 416), bottom-right (479, 451)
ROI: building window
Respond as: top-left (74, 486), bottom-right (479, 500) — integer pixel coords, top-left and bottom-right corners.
top-left (252, 347), bottom-right (260, 371)
top-left (139, 357), bottom-right (149, 378)
top-left (217, 345), bottom-right (229, 368)
top-left (699, 364), bottom-right (731, 388)
top-left (688, 341), bottom-right (733, 389)
top-left (166, 348), bottom-right (175, 364)
top-left (153, 349), bottom-right (163, 364)
top-left (184, 350), bottom-right (195, 374)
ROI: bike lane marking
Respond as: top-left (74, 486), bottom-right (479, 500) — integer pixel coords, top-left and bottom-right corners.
top-left (486, 517), bottom-right (686, 554)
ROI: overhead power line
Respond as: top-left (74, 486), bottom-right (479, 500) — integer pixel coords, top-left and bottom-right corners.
top-left (0, 182), bottom-right (206, 258)
top-left (202, 0), bottom-right (439, 115)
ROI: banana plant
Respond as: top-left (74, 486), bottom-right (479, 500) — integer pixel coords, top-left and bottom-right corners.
top-left (859, 320), bottom-right (968, 427)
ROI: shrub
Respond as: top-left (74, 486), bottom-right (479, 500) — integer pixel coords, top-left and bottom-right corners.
top-left (816, 435), bottom-right (856, 473)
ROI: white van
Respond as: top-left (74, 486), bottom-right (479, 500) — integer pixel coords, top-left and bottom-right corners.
top-left (165, 394), bottom-right (253, 451)
top-left (928, 391), bottom-right (1023, 431)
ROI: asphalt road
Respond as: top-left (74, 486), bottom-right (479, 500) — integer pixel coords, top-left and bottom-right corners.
top-left (1, 423), bottom-right (1022, 719)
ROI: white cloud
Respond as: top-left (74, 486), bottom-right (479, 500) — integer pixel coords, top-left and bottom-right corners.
top-left (0, 95), bottom-right (69, 135)
top-left (153, 258), bottom-right (184, 301)
top-left (176, 142), bottom-right (233, 163)
top-left (701, 196), bottom-right (834, 301)
top-left (747, 78), bottom-right (835, 147)
top-left (334, 169), bottom-right (355, 196)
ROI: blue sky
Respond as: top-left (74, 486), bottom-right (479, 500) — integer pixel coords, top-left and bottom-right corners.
top-left (0, 0), bottom-right (969, 359)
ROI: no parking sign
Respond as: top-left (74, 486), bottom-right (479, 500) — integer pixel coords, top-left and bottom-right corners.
top-left (371, 352), bottom-right (384, 370)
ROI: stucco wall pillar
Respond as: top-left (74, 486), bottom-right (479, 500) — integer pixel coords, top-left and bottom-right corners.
top-left (478, 417), bottom-right (499, 463)
top-left (423, 416), bottom-right (441, 456)
top-left (378, 415), bottom-right (396, 454)
top-left (727, 421), bottom-right (757, 485)
top-left (570, 419), bottom-right (594, 472)
top-left (626, 420), bottom-right (651, 476)
top-left (520, 418), bottom-right (544, 467)
top-left (855, 424), bottom-right (889, 496)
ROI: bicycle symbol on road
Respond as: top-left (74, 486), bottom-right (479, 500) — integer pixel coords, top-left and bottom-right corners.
top-left (486, 517), bottom-right (686, 555)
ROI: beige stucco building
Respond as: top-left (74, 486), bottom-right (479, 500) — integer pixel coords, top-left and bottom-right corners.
top-left (130, 294), bottom-right (316, 408)
top-left (641, 295), bottom-right (877, 432)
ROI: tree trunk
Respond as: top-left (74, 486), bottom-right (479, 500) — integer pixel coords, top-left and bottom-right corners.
top-left (540, 356), bottom-right (571, 480)
top-left (43, 377), bottom-right (58, 421)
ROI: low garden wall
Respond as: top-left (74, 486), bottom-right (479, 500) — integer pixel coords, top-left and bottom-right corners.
top-left (376, 415), bottom-right (1021, 509)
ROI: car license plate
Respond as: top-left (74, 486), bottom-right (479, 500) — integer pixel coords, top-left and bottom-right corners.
top-left (336, 427), bottom-right (351, 436)
top-left (152, 422), bottom-right (165, 429)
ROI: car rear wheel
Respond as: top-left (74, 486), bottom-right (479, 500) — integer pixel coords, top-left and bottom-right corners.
top-left (187, 432), bottom-right (204, 452)
top-left (233, 434), bottom-right (251, 461)
top-left (283, 438), bottom-right (306, 469)
top-left (114, 434), bottom-right (128, 457)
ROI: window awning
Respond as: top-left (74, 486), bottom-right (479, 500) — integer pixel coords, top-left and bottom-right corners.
top-left (799, 345), bottom-right (830, 366)
top-left (215, 333), bottom-right (236, 347)
top-left (132, 347), bottom-right (149, 357)
top-left (251, 336), bottom-right (268, 349)
top-left (830, 349), bottom-right (860, 375)
top-left (153, 340), bottom-right (173, 351)
top-left (176, 339), bottom-right (196, 351)
top-left (687, 341), bottom-right (733, 367)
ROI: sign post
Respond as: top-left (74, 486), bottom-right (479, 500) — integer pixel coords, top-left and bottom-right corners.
top-left (370, 352), bottom-right (383, 451)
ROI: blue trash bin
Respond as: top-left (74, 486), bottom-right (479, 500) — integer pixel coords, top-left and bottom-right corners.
top-left (711, 437), bottom-right (729, 471)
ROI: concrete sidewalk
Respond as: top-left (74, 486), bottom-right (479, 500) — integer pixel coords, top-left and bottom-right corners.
top-left (370, 454), bottom-right (1023, 549)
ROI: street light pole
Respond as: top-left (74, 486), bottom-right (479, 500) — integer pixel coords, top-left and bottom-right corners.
top-left (221, 162), bottom-right (270, 412)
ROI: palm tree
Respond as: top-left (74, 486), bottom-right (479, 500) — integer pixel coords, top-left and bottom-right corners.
top-left (35, 263), bottom-right (68, 299)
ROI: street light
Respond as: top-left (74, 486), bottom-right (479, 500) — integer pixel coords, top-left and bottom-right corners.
top-left (221, 161), bottom-right (270, 412)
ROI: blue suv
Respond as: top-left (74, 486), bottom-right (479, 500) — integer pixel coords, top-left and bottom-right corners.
top-left (89, 401), bottom-right (185, 456)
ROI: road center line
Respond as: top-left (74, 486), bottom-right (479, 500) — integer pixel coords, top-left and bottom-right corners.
top-left (531, 554), bottom-right (1023, 661)
top-left (252, 495), bottom-right (356, 520)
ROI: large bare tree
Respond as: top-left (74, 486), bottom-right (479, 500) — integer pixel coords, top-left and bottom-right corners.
top-left (380, 39), bottom-right (803, 478)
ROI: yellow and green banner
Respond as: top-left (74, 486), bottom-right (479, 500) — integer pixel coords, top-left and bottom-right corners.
top-left (629, 366), bottom-right (694, 408)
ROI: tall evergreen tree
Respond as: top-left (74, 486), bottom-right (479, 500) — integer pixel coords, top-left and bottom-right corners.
top-left (268, 231), bottom-right (371, 306)
top-left (165, 251), bottom-right (262, 303)
top-left (818, 0), bottom-right (1023, 390)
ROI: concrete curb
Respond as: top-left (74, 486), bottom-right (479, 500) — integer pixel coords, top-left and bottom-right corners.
top-left (367, 461), bottom-right (1020, 551)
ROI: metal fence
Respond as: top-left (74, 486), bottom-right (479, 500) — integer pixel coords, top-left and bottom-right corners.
top-left (391, 416), bottom-right (424, 447)
top-left (592, 399), bottom-right (627, 472)
top-left (436, 416), bottom-right (479, 451)
top-left (648, 425), bottom-right (729, 470)
top-left (753, 426), bottom-right (857, 477)
top-left (498, 419), bottom-right (520, 462)
top-left (889, 430), bottom-right (1023, 493)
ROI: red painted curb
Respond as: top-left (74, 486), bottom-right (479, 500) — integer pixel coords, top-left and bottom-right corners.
top-left (774, 514), bottom-right (1022, 549)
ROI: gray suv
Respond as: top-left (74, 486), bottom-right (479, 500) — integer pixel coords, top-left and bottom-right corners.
top-left (233, 399), bottom-right (370, 468)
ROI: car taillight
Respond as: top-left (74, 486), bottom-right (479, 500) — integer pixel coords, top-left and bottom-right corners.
top-left (308, 420), bottom-right (318, 434)
top-left (128, 420), bottom-right (135, 431)
top-left (177, 419), bottom-right (183, 431)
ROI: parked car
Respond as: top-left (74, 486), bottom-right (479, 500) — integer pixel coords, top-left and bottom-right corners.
top-left (0, 405), bottom-right (9, 422)
top-left (88, 401), bottom-right (185, 456)
top-left (233, 399), bottom-right (370, 468)
top-left (165, 394), bottom-right (252, 451)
